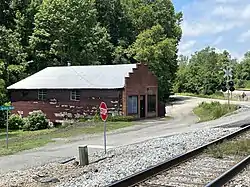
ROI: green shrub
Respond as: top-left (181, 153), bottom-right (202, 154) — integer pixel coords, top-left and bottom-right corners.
top-left (195, 101), bottom-right (237, 122)
top-left (245, 80), bottom-right (250, 89)
top-left (93, 113), bottom-right (101, 122)
top-left (89, 113), bottom-right (135, 122)
top-left (108, 115), bottom-right (135, 122)
top-left (213, 91), bottom-right (225, 97)
top-left (78, 116), bottom-right (88, 122)
top-left (235, 79), bottom-right (245, 88)
top-left (7, 114), bottom-right (25, 130)
top-left (23, 111), bottom-right (48, 131)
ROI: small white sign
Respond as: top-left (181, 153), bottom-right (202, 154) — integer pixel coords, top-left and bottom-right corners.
top-left (223, 68), bottom-right (232, 78)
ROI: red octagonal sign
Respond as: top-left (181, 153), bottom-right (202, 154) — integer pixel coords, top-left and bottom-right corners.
top-left (99, 102), bottom-right (108, 122)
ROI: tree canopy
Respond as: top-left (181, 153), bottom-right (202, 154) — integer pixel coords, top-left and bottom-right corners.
top-left (1, 0), bottom-right (250, 127)
top-left (0, 0), bottom-right (183, 110)
top-left (174, 47), bottom-right (250, 95)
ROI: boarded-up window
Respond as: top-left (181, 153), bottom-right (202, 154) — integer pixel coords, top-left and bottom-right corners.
top-left (70, 90), bottom-right (80, 101)
top-left (128, 96), bottom-right (138, 114)
top-left (38, 90), bottom-right (46, 100)
top-left (148, 95), bottom-right (156, 112)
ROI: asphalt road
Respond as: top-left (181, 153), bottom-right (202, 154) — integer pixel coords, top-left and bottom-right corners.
top-left (0, 96), bottom-right (250, 174)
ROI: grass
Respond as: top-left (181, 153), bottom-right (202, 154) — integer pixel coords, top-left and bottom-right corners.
top-left (163, 116), bottom-right (173, 120)
top-left (177, 92), bottom-right (241, 101)
top-left (193, 101), bottom-right (238, 122)
top-left (237, 88), bottom-right (250, 91)
top-left (0, 122), bottom-right (132, 156)
top-left (205, 137), bottom-right (250, 159)
top-left (177, 92), bottom-right (227, 100)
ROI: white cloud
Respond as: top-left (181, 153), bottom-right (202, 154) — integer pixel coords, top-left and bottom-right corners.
top-left (214, 0), bottom-right (239, 3)
top-left (242, 5), bottom-right (250, 19)
top-left (179, 40), bottom-right (196, 51)
top-left (212, 47), bottom-right (244, 61)
top-left (211, 4), bottom-right (250, 20)
top-left (212, 36), bottom-right (223, 45)
top-left (212, 6), bottom-right (236, 18)
top-left (182, 21), bottom-right (242, 37)
top-left (178, 40), bottom-right (196, 56)
top-left (181, 0), bottom-right (250, 38)
top-left (177, 0), bottom-right (250, 60)
top-left (238, 30), bottom-right (250, 43)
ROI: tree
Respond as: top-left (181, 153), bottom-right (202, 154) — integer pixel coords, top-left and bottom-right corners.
top-left (239, 52), bottom-right (250, 80)
top-left (95, 0), bottom-right (135, 64)
top-left (175, 47), bottom-right (226, 95)
top-left (121, 0), bottom-right (182, 41)
top-left (0, 0), bottom-right (14, 28)
top-left (29, 0), bottom-right (113, 72)
top-left (232, 51), bottom-right (250, 88)
top-left (14, 0), bottom-right (42, 48)
top-left (0, 25), bottom-right (28, 86)
top-left (173, 55), bottom-right (189, 93)
top-left (127, 24), bottom-right (178, 101)
top-left (95, 0), bottom-right (134, 46)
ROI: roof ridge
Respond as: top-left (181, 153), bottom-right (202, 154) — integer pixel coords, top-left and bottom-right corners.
top-left (46, 63), bottom-right (137, 68)
top-left (7, 63), bottom-right (138, 90)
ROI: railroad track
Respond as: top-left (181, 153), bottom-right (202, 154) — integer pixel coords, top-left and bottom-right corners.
top-left (135, 154), bottom-right (249, 187)
top-left (106, 125), bottom-right (250, 187)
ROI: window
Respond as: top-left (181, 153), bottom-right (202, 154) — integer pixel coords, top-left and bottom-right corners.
top-left (147, 95), bottom-right (156, 112)
top-left (70, 90), bottom-right (80, 101)
top-left (38, 90), bottom-right (46, 100)
top-left (127, 96), bottom-right (138, 114)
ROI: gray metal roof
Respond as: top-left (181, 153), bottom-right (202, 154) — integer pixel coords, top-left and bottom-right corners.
top-left (7, 64), bottom-right (137, 89)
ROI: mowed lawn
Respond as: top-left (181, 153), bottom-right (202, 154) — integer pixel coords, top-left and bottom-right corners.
top-left (0, 122), bottom-right (132, 156)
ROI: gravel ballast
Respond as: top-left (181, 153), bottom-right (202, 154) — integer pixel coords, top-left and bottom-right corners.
top-left (57, 127), bottom-right (241, 187)
top-left (225, 165), bottom-right (250, 187)
top-left (140, 155), bottom-right (244, 187)
top-left (0, 127), bottom-right (241, 187)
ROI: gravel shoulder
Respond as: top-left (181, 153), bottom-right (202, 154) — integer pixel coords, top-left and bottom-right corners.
top-left (0, 127), bottom-right (241, 187)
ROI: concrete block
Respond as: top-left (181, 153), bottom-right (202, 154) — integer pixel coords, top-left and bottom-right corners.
top-left (79, 145), bottom-right (89, 166)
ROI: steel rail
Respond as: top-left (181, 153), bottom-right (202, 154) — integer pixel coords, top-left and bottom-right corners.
top-left (205, 155), bottom-right (250, 187)
top-left (106, 125), bottom-right (250, 187)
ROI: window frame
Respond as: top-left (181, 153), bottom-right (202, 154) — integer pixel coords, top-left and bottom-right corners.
top-left (38, 90), bottom-right (47, 101)
top-left (147, 94), bottom-right (156, 113)
top-left (127, 95), bottom-right (138, 114)
top-left (70, 90), bottom-right (80, 101)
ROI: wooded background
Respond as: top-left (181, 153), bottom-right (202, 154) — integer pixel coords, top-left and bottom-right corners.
top-left (1, 0), bottom-right (250, 126)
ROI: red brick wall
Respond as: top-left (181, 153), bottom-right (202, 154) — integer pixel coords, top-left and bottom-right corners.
top-left (9, 63), bottom-right (158, 121)
top-left (10, 89), bottom-right (123, 122)
top-left (124, 63), bottom-right (158, 117)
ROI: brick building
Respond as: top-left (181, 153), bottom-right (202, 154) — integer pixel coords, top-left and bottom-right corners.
top-left (7, 63), bottom-right (158, 122)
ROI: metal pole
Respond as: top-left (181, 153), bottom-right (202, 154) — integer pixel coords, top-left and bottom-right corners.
top-left (104, 121), bottom-right (107, 154)
top-left (226, 71), bottom-right (230, 110)
top-left (6, 110), bottom-right (8, 149)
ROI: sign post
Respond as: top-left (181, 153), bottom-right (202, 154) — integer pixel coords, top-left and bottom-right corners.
top-left (99, 102), bottom-right (108, 154)
top-left (0, 105), bottom-right (15, 149)
top-left (223, 67), bottom-right (233, 109)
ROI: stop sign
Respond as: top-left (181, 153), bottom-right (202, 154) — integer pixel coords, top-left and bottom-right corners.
top-left (99, 102), bottom-right (108, 121)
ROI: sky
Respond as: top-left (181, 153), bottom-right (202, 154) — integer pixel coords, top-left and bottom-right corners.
top-left (172, 0), bottom-right (250, 61)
